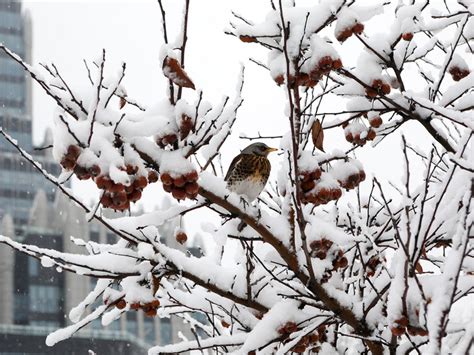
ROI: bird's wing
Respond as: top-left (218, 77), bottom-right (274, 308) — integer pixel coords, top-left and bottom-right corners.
top-left (224, 153), bottom-right (244, 181)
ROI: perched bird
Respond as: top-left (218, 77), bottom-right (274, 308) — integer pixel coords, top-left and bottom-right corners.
top-left (225, 142), bottom-right (278, 202)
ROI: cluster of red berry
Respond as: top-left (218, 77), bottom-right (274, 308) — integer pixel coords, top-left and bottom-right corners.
top-left (278, 321), bottom-right (327, 353)
top-left (391, 316), bottom-right (428, 337)
top-left (60, 145), bottom-right (101, 180)
top-left (160, 170), bottom-right (199, 201)
top-left (366, 255), bottom-right (382, 277)
top-left (309, 239), bottom-right (348, 282)
top-left (156, 133), bottom-right (178, 148)
top-left (336, 21), bottom-right (364, 42)
top-left (156, 114), bottom-right (195, 148)
top-left (274, 56), bottom-right (342, 88)
top-left (299, 169), bottom-right (343, 205)
top-left (338, 169), bottom-right (366, 190)
top-left (115, 299), bottom-right (161, 317)
top-left (179, 114), bottom-right (194, 140)
top-left (96, 167), bottom-right (158, 211)
top-left (449, 66), bottom-right (470, 82)
top-left (344, 115), bottom-right (381, 146)
top-left (365, 79), bottom-right (391, 98)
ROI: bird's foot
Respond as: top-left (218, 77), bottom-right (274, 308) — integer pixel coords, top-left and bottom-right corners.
top-left (240, 196), bottom-right (249, 209)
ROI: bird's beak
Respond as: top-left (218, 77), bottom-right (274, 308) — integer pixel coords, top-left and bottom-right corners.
top-left (266, 147), bottom-right (278, 153)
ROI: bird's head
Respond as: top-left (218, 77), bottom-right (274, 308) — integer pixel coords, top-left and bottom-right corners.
top-left (241, 142), bottom-right (278, 157)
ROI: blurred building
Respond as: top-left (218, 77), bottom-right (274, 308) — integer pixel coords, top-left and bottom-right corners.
top-left (0, 1), bottom-right (203, 354)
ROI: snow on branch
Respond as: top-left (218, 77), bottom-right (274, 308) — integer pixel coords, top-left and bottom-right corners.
top-left (0, 0), bottom-right (472, 354)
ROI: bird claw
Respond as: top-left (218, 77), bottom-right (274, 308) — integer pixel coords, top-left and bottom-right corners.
top-left (240, 196), bottom-right (249, 209)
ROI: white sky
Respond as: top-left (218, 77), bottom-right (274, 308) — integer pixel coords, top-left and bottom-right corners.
top-left (20, 0), bottom-right (435, 230)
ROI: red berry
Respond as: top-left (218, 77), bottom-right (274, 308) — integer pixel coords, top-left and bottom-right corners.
top-left (184, 170), bottom-right (198, 182)
top-left (88, 165), bottom-right (101, 177)
top-left (126, 164), bottom-right (138, 175)
top-left (67, 145), bottom-right (81, 160)
top-left (366, 129), bottom-right (376, 141)
top-left (148, 171), bottom-right (159, 183)
top-left (173, 176), bottom-right (186, 188)
top-left (369, 116), bottom-right (382, 128)
top-left (317, 188), bottom-right (330, 202)
top-left (100, 193), bottom-right (112, 207)
top-left (332, 58), bottom-right (343, 69)
top-left (402, 32), bottom-right (413, 41)
top-left (381, 83), bottom-right (391, 95)
top-left (171, 188), bottom-right (187, 201)
top-left (351, 22), bottom-right (364, 34)
top-left (150, 299), bottom-right (161, 308)
top-left (185, 182), bottom-right (199, 195)
top-left (163, 184), bottom-right (173, 193)
top-left (60, 157), bottom-right (76, 170)
top-left (310, 169), bottom-right (322, 180)
top-left (113, 191), bottom-right (128, 205)
top-left (96, 175), bottom-right (112, 190)
top-left (318, 56), bottom-right (333, 73)
top-left (133, 176), bottom-right (148, 189)
top-left (345, 132), bottom-right (354, 142)
top-left (301, 179), bottom-right (315, 192)
top-left (391, 325), bottom-right (405, 336)
top-left (109, 183), bottom-right (125, 193)
top-left (160, 173), bottom-right (173, 185)
top-left (145, 308), bottom-right (157, 317)
top-left (331, 187), bottom-right (342, 200)
top-left (336, 28), bottom-right (353, 42)
top-left (176, 232), bottom-right (188, 244)
top-left (116, 299), bottom-right (126, 309)
top-left (128, 189), bottom-right (142, 202)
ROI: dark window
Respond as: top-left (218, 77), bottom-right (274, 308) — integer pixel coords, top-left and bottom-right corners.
top-left (160, 318), bottom-right (172, 345)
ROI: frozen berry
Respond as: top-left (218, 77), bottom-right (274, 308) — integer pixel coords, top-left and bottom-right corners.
top-left (67, 145), bottom-right (81, 160)
top-left (184, 170), bottom-right (198, 182)
top-left (402, 32), bottom-right (413, 41)
top-left (185, 182), bottom-right (199, 195)
top-left (116, 299), bottom-right (126, 309)
top-left (148, 171), bottom-right (159, 183)
top-left (332, 58), bottom-right (343, 69)
top-left (160, 173), bottom-right (173, 185)
top-left (172, 188), bottom-right (187, 201)
top-left (128, 190), bottom-right (142, 202)
top-left (366, 129), bottom-right (376, 141)
top-left (369, 116), bottom-right (382, 128)
top-left (351, 22), bottom-right (364, 34)
top-left (133, 176), bottom-right (148, 189)
top-left (176, 231), bottom-right (188, 244)
top-left (173, 176), bottom-right (186, 188)
top-left (88, 165), bottom-right (101, 177)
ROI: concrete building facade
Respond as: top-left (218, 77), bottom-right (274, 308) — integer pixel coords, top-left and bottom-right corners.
top-left (0, 1), bottom-right (202, 353)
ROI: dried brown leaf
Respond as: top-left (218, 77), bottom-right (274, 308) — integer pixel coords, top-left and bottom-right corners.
top-left (311, 119), bottom-right (324, 151)
top-left (415, 262), bottom-right (423, 274)
top-left (162, 57), bottom-right (195, 90)
top-left (119, 96), bottom-right (126, 109)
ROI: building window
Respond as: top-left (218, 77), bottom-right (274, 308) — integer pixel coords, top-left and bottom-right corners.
top-left (30, 320), bottom-right (60, 329)
top-left (160, 318), bottom-right (172, 345)
top-left (29, 285), bottom-right (61, 313)
top-left (28, 258), bottom-right (38, 277)
top-left (144, 317), bottom-right (156, 345)
top-left (126, 312), bottom-right (138, 336)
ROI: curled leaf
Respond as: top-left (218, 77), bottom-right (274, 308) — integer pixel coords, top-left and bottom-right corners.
top-left (239, 35), bottom-right (257, 43)
top-left (119, 96), bottom-right (126, 109)
top-left (162, 56), bottom-right (195, 89)
top-left (311, 119), bottom-right (324, 151)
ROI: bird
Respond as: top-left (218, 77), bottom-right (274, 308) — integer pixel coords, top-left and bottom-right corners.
top-left (225, 142), bottom-right (278, 203)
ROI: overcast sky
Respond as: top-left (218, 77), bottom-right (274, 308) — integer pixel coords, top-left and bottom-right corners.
top-left (19, 0), bottom-right (435, 222)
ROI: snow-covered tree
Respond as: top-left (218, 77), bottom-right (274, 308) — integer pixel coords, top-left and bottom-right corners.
top-left (1, 1), bottom-right (473, 354)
